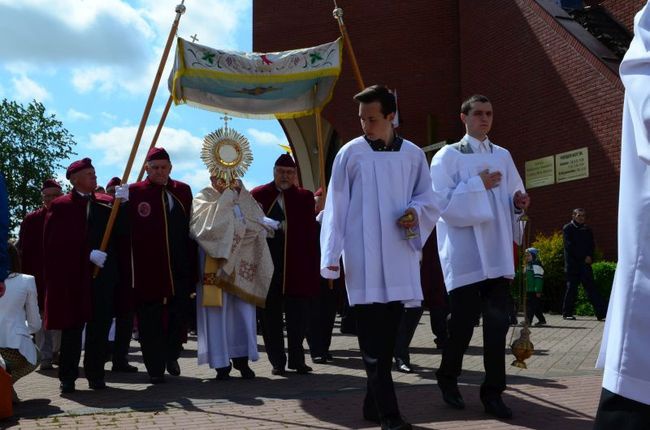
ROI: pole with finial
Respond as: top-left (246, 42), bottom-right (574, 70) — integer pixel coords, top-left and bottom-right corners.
top-left (94, 1), bottom-right (187, 277)
top-left (332, 1), bottom-right (365, 91)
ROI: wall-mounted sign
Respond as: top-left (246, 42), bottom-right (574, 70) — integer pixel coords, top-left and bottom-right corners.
top-left (556, 147), bottom-right (589, 183)
top-left (525, 155), bottom-right (555, 189)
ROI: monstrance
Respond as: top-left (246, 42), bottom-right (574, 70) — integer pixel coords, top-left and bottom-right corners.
top-left (201, 116), bottom-right (253, 187)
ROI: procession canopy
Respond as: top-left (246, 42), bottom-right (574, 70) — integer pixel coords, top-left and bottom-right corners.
top-left (169, 37), bottom-right (342, 119)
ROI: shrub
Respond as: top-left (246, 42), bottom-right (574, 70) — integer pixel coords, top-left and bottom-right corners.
top-left (575, 261), bottom-right (617, 316)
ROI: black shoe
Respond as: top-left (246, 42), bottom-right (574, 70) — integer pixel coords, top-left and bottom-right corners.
top-left (216, 365), bottom-right (232, 380)
top-left (166, 360), bottom-right (181, 376)
top-left (88, 380), bottom-right (106, 390)
top-left (439, 386), bottom-right (465, 410)
top-left (597, 316), bottom-right (606, 322)
top-left (534, 321), bottom-right (547, 327)
top-left (112, 361), bottom-right (138, 373)
top-left (271, 367), bottom-right (286, 376)
top-left (289, 364), bottom-right (313, 374)
top-left (325, 352), bottom-right (333, 360)
top-left (60, 381), bottom-right (75, 394)
top-left (395, 359), bottom-right (412, 373)
top-left (312, 356), bottom-right (327, 364)
top-left (239, 366), bottom-right (255, 379)
top-left (380, 415), bottom-right (412, 430)
top-left (563, 315), bottom-right (576, 320)
top-left (481, 396), bottom-right (513, 419)
top-left (363, 407), bottom-right (380, 423)
top-left (150, 375), bottom-right (166, 384)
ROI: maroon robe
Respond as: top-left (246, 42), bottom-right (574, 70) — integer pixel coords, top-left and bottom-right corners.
top-left (251, 182), bottom-right (319, 298)
top-left (18, 207), bottom-right (47, 311)
top-left (43, 192), bottom-right (115, 329)
top-left (127, 177), bottom-right (194, 303)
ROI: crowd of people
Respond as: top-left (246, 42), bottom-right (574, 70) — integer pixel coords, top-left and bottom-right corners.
top-left (1, 31), bottom-right (650, 424)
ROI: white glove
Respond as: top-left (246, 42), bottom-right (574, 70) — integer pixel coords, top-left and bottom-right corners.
top-left (315, 210), bottom-right (324, 224)
top-left (262, 216), bottom-right (281, 230)
top-left (90, 250), bottom-right (107, 268)
top-left (115, 184), bottom-right (129, 202)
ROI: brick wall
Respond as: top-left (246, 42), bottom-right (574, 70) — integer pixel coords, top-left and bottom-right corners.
top-left (601, 0), bottom-right (646, 33)
top-left (253, 0), bottom-right (463, 147)
top-left (459, 0), bottom-right (623, 257)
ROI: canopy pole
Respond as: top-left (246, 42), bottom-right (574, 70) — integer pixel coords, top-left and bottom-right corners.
top-left (332, 1), bottom-right (365, 91)
top-left (137, 95), bottom-right (174, 182)
top-left (94, 1), bottom-right (186, 277)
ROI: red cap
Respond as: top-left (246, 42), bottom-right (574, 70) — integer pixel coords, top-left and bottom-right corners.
top-left (41, 178), bottom-right (62, 191)
top-left (274, 153), bottom-right (296, 168)
top-left (314, 187), bottom-right (323, 197)
top-left (106, 177), bottom-right (121, 189)
top-left (146, 147), bottom-right (170, 162)
top-left (66, 158), bottom-right (94, 179)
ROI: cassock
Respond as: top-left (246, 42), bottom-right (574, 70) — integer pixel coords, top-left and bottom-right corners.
top-left (320, 136), bottom-right (442, 305)
top-left (191, 186), bottom-right (273, 369)
top-left (251, 183), bottom-right (319, 297)
top-left (43, 192), bottom-right (120, 330)
top-left (596, 2), bottom-right (650, 406)
top-left (127, 177), bottom-right (194, 303)
top-left (18, 207), bottom-right (47, 310)
top-left (430, 136), bottom-right (525, 292)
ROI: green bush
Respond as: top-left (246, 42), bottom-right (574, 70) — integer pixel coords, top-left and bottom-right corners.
top-left (575, 261), bottom-right (617, 316)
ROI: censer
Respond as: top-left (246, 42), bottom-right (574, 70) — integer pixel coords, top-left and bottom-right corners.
top-left (510, 212), bottom-right (534, 369)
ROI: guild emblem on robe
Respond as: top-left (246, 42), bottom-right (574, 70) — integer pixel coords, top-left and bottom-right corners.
top-left (201, 122), bottom-right (253, 186)
top-left (138, 202), bottom-right (151, 218)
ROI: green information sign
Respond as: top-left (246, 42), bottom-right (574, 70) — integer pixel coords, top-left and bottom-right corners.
top-left (525, 155), bottom-right (555, 189)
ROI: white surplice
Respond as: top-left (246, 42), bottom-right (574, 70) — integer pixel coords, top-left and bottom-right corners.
top-left (596, 2), bottom-right (650, 406)
top-left (320, 136), bottom-right (443, 305)
top-left (430, 135), bottom-right (525, 292)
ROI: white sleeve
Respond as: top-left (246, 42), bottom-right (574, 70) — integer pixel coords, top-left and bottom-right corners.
top-left (407, 149), bottom-right (444, 248)
top-left (505, 151), bottom-right (526, 245)
top-left (320, 151), bottom-right (350, 279)
top-left (430, 148), bottom-right (493, 227)
top-left (25, 278), bottom-right (42, 333)
top-left (620, 4), bottom-right (650, 164)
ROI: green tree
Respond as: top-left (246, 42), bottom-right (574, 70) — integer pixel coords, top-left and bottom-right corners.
top-left (0, 99), bottom-right (76, 232)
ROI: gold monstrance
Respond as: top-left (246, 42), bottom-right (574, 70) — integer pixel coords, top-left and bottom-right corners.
top-left (201, 115), bottom-right (253, 187)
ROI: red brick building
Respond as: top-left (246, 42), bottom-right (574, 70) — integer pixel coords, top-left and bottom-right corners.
top-left (253, 0), bottom-right (645, 260)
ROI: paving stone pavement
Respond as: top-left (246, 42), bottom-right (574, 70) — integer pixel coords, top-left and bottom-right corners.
top-left (3, 313), bottom-right (605, 429)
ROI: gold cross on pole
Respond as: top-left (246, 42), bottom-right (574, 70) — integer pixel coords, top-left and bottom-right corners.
top-left (190, 33), bottom-right (199, 43)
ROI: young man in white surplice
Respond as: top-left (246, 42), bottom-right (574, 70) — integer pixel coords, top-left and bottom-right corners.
top-left (321, 85), bottom-right (443, 430)
top-left (430, 94), bottom-right (530, 420)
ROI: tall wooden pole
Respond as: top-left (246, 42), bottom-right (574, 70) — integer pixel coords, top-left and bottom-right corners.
top-left (94, 2), bottom-right (186, 276)
top-left (137, 95), bottom-right (173, 182)
top-left (332, 1), bottom-right (365, 91)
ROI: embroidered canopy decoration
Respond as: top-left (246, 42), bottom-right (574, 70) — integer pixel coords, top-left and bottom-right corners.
top-left (168, 37), bottom-right (343, 119)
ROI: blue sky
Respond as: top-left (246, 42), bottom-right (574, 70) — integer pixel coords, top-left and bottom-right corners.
top-left (0, 0), bottom-right (291, 192)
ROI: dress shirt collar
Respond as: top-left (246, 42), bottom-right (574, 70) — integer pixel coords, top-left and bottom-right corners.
top-left (464, 134), bottom-right (492, 153)
top-left (364, 134), bottom-right (403, 152)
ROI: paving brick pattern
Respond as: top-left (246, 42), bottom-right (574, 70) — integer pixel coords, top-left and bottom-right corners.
top-left (4, 313), bottom-right (605, 429)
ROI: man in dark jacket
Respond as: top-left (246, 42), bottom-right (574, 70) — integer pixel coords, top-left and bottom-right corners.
top-left (561, 208), bottom-right (606, 321)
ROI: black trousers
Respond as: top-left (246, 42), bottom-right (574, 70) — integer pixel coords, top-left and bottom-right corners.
top-left (307, 281), bottom-right (338, 358)
top-left (562, 265), bottom-right (606, 319)
top-left (58, 316), bottom-right (112, 383)
top-left (393, 307), bottom-right (423, 365)
top-left (112, 311), bottom-right (134, 365)
top-left (429, 306), bottom-right (449, 349)
top-left (594, 388), bottom-right (650, 430)
top-left (436, 278), bottom-right (510, 400)
top-left (260, 279), bottom-right (309, 369)
top-left (526, 293), bottom-right (546, 324)
top-left (137, 287), bottom-right (189, 377)
top-left (356, 301), bottom-right (404, 420)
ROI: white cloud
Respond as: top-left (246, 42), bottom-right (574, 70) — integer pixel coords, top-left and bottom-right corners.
top-left (246, 128), bottom-right (289, 148)
top-left (67, 108), bottom-right (91, 121)
top-left (101, 112), bottom-right (118, 121)
top-left (0, 0), bottom-right (251, 97)
top-left (11, 74), bottom-right (51, 103)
